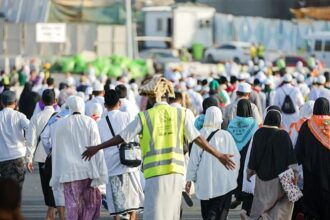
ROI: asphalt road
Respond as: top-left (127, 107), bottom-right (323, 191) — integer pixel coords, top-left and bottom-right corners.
top-left (21, 166), bottom-right (241, 220)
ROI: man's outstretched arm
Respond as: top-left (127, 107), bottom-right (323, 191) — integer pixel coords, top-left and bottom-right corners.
top-left (81, 135), bottom-right (124, 161)
top-left (193, 136), bottom-right (235, 170)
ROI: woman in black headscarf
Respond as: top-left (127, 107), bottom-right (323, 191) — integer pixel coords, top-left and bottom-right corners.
top-left (242, 109), bottom-right (298, 220)
top-left (18, 82), bottom-right (40, 119)
top-left (295, 97), bottom-right (330, 220)
top-left (264, 105), bottom-right (287, 129)
top-left (264, 105), bottom-right (281, 116)
top-left (227, 99), bottom-right (258, 212)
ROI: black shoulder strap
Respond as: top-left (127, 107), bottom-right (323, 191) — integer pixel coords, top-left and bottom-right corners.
top-left (206, 129), bottom-right (220, 142)
top-left (105, 116), bottom-right (120, 148)
top-left (34, 112), bottom-right (57, 156)
top-left (197, 128), bottom-right (220, 164)
top-left (105, 116), bottom-right (116, 137)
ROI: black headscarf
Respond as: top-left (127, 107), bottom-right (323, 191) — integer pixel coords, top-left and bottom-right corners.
top-left (202, 97), bottom-right (218, 114)
top-left (249, 126), bottom-right (297, 181)
top-left (237, 99), bottom-right (253, 117)
top-left (313, 97), bottom-right (330, 115)
top-left (265, 105), bottom-right (281, 113)
top-left (264, 110), bottom-right (282, 127)
top-left (18, 82), bottom-right (40, 119)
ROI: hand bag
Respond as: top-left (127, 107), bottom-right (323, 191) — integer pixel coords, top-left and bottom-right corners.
top-left (278, 168), bottom-right (303, 203)
top-left (119, 142), bottom-right (142, 167)
top-left (105, 116), bottom-right (142, 167)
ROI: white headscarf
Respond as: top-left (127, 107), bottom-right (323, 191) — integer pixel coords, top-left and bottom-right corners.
top-left (299, 100), bottom-right (314, 119)
top-left (202, 106), bottom-right (223, 130)
top-left (89, 103), bottom-right (103, 117)
top-left (66, 95), bottom-right (85, 114)
top-left (187, 107), bottom-right (239, 200)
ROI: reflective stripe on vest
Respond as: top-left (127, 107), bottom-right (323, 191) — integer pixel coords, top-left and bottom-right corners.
top-left (139, 105), bottom-right (185, 179)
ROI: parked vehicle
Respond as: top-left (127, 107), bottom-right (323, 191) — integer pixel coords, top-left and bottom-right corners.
top-left (204, 42), bottom-right (251, 64)
top-left (272, 55), bottom-right (307, 67)
top-left (139, 48), bottom-right (180, 70)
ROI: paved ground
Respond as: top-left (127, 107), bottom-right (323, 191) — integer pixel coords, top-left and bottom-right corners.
top-left (21, 166), bottom-right (241, 220)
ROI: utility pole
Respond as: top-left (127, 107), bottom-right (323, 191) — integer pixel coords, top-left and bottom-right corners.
top-left (125, 0), bottom-right (133, 59)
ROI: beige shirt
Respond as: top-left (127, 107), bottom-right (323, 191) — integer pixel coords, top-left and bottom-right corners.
top-left (223, 98), bottom-right (262, 129)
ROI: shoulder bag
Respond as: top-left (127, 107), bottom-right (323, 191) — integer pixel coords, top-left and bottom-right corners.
top-left (105, 116), bottom-right (142, 167)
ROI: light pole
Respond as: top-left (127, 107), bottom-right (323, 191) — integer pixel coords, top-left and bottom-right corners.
top-left (125, 0), bottom-right (133, 59)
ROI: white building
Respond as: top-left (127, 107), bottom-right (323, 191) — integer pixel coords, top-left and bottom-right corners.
top-left (142, 4), bottom-right (215, 49)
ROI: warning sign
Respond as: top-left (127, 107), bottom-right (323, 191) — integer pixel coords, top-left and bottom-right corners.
top-left (36, 23), bottom-right (66, 43)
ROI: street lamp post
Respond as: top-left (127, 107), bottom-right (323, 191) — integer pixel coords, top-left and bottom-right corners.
top-left (125, 0), bottom-right (133, 59)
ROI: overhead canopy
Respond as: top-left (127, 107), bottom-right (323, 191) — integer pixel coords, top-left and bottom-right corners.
top-left (48, 0), bottom-right (126, 24)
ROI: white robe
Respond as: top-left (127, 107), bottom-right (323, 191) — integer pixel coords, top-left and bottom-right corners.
top-left (186, 106), bottom-right (240, 200)
top-left (50, 114), bottom-right (108, 191)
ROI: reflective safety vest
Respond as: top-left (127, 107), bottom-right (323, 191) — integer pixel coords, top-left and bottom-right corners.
top-left (2, 75), bottom-right (9, 85)
top-left (139, 104), bottom-right (185, 179)
top-left (257, 45), bottom-right (265, 57)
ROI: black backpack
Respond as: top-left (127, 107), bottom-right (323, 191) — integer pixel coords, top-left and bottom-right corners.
top-left (281, 88), bottom-right (296, 114)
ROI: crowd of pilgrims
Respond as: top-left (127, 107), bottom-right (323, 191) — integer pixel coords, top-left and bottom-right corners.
top-left (0, 58), bottom-right (329, 220)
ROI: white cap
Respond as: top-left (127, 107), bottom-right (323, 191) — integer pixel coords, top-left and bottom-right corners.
top-left (296, 61), bottom-right (303, 68)
top-left (258, 60), bottom-right (265, 69)
top-left (283, 74), bottom-right (293, 83)
top-left (67, 95), bottom-right (85, 114)
top-left (186, 77), bottom-right (196, 88)
top-left (292, 72), bottom-right (299, 78)
top-left (85, 86), bottom-right (93, 96)
top-left (256, 71), bottom-right (266, 84)
top-left (247, 77), bottom-right (254, 85)
top-left (296, 74), bottom-right (304, 83)
top-left (237, 82), bottom-right (252, 93)
top-left (65, 77), bottom-right (75, 87)
top-left (317, 75), bottom-right (326, 84)
top-left (248, 60), bottom-right (254, 68)
top-left (238, 72), bottom-right (249, 80)
top-left (92, 81), bottom-right (104, 92)
top-left (89, 103), bottom-right (103, 117)
top-left (265, 78), bottom-right (272, 85)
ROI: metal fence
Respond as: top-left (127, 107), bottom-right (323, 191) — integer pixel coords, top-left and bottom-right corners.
top-left (0, 21), bottom-right (127, 57)
top-left (0, 21), bottom-right (128, 72)
top-left (214, 13), bottom-right (330, 53)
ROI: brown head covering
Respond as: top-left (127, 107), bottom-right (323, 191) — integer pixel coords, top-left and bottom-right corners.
top-left (138, 75), bottom-right (175, 103)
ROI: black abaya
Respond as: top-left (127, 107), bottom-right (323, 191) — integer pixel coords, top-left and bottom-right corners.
top-left (18, 91), bottom-right (40, 119)
top-left (295, 121), bottom-right (330, 220)
top-left (248, 127), bottom-right (297, 181)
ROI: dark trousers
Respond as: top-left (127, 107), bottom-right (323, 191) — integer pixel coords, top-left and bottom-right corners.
top-left (233, 144), bottom-right (254, 214)
top-left (242, 193), bottom-right (254, 215)
top-left (201, 191), bottom-right (232, 220)
top-left (0, 157), bottom-right (25, 188)
top-left (38, 163), bottom-right (56, 207)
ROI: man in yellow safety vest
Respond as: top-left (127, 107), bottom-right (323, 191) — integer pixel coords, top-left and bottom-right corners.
top-left (82, 75), bottom-right (235, 220)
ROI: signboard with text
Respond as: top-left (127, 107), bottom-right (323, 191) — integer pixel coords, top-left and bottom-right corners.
top-left (36, 23), bottom-right (66, 43)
